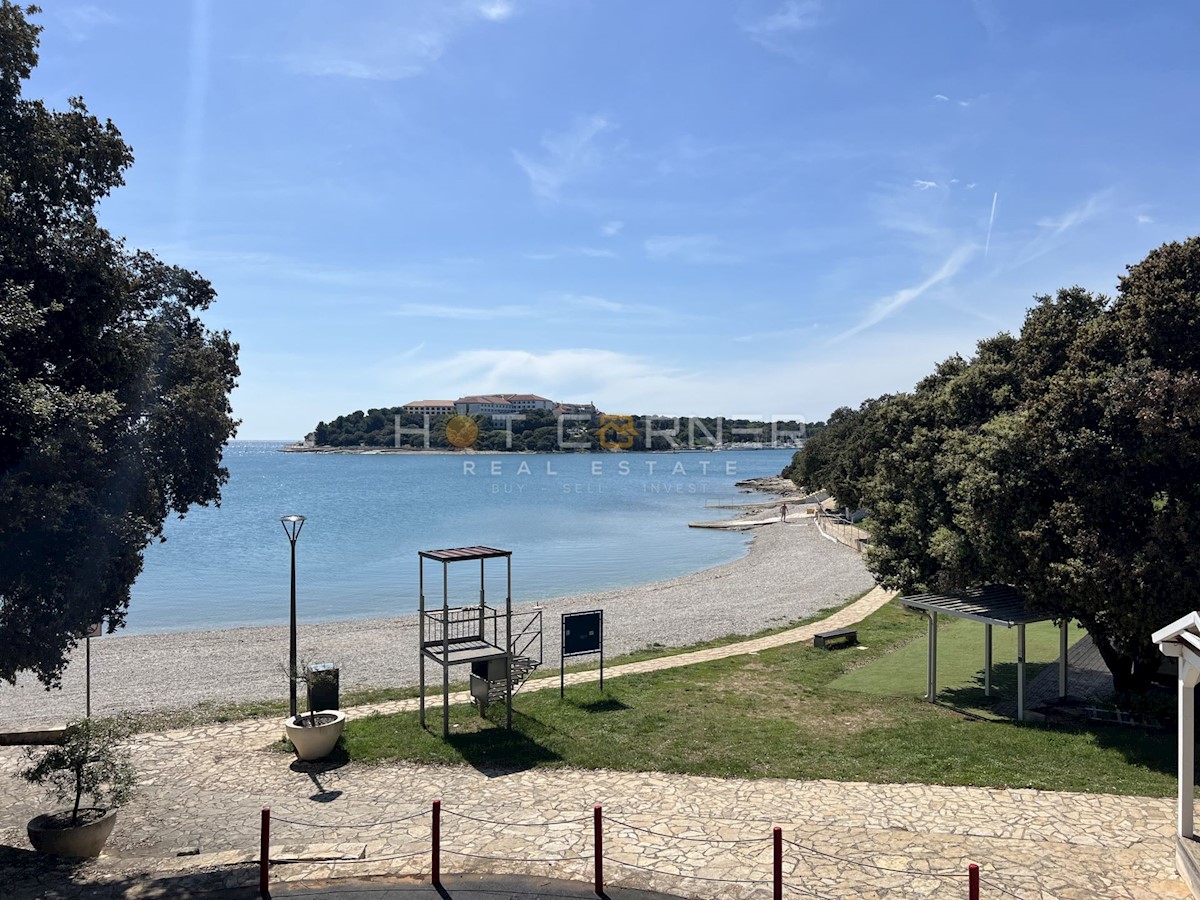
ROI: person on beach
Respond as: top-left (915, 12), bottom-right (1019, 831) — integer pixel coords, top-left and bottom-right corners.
top-left (780, 503), bottom-right (788, 522)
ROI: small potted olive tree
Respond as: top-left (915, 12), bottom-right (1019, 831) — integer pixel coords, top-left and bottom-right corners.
top-left (282, 659), bottom-right (345, 761)
top-left (21, 717), bottom-right (136, 857)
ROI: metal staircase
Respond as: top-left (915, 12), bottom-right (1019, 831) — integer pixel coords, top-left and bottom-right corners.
top-left (471, 608), bottom-right (543, 711)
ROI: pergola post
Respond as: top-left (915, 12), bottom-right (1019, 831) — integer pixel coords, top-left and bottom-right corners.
top-left (1017, 623), bottom-right (1027, 723)
top-left (1059, 619), bottom-right (1069, 698)
top-left (984, 624), bottom-right (993, 697)
top-left (505, 555), bottom-right (513, 731)
top-left (926, 611), bottom-right (938, 701)
top-left (442, 561), bottom-right (450, 739)
top-left (1180, 666), bottom-right (1196, 839)
top-left (419, 557), bottom-right (426, 728)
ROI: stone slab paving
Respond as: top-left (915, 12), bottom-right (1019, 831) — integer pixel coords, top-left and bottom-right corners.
top-left (0, 585), bottom-right (1188, 899)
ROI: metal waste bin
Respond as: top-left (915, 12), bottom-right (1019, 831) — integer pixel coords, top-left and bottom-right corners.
top-left (308, 663), bottom-right (339, 711)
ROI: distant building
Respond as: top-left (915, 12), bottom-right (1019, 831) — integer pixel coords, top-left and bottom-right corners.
top-left (401, 400), bottom-right (456, 416)
top-left (554, 402), bottom-right (601, 425)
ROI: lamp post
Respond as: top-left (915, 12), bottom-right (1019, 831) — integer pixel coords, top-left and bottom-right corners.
top-left (280, 515), bottom-right (306, 719)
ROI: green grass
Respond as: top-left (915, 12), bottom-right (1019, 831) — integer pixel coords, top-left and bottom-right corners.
top-left (128, 593), bottom-right (869, 734)
top-left (831, 616), bottom-right (1085, 716)
top-left (343, 601), bottom-right (1177, 797)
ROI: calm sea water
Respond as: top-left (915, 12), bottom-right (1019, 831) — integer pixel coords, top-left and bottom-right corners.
top-left (127, 443), bottom-right (798, 634)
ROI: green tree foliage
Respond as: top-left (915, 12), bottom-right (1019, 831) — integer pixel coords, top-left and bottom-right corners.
top-left (790, 239), bottom-right (1200, 693)
top-left (21, 716), bottom-right (136, 825)
top-left (0, 4), bottom-right (239, 685)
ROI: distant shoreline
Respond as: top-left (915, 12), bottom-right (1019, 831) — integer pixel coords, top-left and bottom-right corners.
top-left (280, 444), bottom-right (801, 455)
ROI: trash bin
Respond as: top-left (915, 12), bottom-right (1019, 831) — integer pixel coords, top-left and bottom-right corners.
top-left (308, 663), bottom-right (339, 711)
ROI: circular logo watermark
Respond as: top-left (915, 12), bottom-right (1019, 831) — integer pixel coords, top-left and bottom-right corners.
top-left (445, 415), bottom-right (479, 448)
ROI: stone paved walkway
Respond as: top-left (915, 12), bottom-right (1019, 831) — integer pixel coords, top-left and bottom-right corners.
top-left (0, 586), bottom-right (1187, 899)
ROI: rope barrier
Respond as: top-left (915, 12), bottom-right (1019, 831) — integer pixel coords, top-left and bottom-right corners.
top-left (607, 817), bottom-right (773, 844)
top-left (443, 849), bottom-right (591, 864)
top-left (270, 809), bottom-right (427, 829)
top-left (782, 882), bottom-right (839, 900)
top-left (982, 877), bottom-right (1026, 899)
top-left (603, 854), bottom-right (773, 886)
top-left (442, 808), bottom-right (592, 827)
top-left (783, 837), bottom-right (971, 879)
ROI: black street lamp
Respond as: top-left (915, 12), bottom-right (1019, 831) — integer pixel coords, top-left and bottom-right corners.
top-left (280, 514), bottom-right (306, 719)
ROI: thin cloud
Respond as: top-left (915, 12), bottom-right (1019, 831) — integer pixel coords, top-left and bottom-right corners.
top-left (512, 114), bottom-right (613, 201)
top-left (933, 94), bottom-right (949, 101)
top-left (389, 303), bottom-right (532, 320)
top-left (984, 192), bottom-right (998, 257)
top-left (284, 1), bottom-right (514, 80)
top-left (601, 220), bottom-right (625, 237)
top-left (1136, 214), bottom-right (1154, 225)
top-left (56, 4), bottom-right (118, 40)
top-left (478, 1), bottom-right (514, 21)
top-left (913, 179), bottom-right (938, 191)
top-left (829, 245), bottom-right (976, 344)
top-left (644, 234), bottom-right (740, 264)
top-left (565, 294), bottom-right (624, 312)
top-left (742, 1), bottom-right (821, 55)
top-left (1037, 191), bottom-right (1109, 237)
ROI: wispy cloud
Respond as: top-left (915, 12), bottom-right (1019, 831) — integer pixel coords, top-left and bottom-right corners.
top-left (564, 294), bottom-right (624, 312)
top-left (389, 303), bottom-right (532, 319)
top-left (513, 114), bottom-right (613, 201)
top-left (829, 245), bottom-right (976, 344)
top-left (644, 234), bottom-right (739, 264)
top-left (284, 1), bottom-right (515, 80)
top-left (933, 94), bottom-right (949, 102)
top-left (477, 1), bottom-right (514, 21)
top-left (601, 220), bottom-right (625, 237)
top-left (742, 1), bottom-right (822, 54)
top-left (984, 192), bottom-right (998, 257)
top-left (1136, 214), bottom-right (1155, 225)
top-left (1036, 190), bottom-right (1109, 237)
top-left (56, 4), bottom-right (118, 40)
top-left (524, 245), bottom-right (618, 261)
top-left (912, 179), bottom-right (938, 191)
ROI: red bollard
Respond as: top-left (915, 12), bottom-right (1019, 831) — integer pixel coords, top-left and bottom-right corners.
top-left (259, 807), bottom-right (270, 898)
top-left (969, 862), bottom-right (980, 900)
top-left (432, 799), bottom-right (441, 886)
top-left (773, 827), bottom-right (782, 900)
top-left (594, 805), bottom-right (604, 896)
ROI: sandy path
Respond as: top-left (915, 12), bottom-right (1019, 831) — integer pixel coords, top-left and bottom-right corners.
top-left (0, 523), bottom-right (874, 729)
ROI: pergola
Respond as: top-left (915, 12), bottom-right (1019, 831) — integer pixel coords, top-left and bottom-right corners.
top-left (901, 584), bottom-right (1070, 722)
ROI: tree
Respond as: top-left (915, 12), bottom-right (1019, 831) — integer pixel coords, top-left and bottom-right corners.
top-left (0, 4), bottom-right (239, 686)
top-left (791, 243), bottom-right (1200, 693)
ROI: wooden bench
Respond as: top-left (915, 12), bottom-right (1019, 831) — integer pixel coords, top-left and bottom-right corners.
top-left (813, 627), bottom-right (857, 650)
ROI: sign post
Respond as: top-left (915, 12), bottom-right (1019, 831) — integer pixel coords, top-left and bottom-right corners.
top-left (561, 610), bottom-right (604, 698)
top-left (84, 621), bottom-right (102, 718)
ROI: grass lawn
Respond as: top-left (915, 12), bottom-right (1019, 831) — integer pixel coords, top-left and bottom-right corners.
top-left (344, 602), bottom-right (1178, 797)
top-left (831, 616), bottom-right (1085, 717)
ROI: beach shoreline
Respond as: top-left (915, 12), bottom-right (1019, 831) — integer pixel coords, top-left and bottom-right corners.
top-left (0, 520), bottom-right (874, 729)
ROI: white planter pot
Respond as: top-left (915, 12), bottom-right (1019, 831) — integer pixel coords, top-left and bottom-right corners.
top-left (283, 710), bottom-right (346, 761)
top-left (27, 807), bottom-right (117, 857)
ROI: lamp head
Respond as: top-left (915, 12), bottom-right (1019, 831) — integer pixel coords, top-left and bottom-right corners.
top-left (280, 514), bottom-right (306, 541)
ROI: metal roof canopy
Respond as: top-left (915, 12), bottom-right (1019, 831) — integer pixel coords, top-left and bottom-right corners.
top-left (900, 584), bottom-right (1052, 627)
top-left (900, 584), bottom-right (1068, 723)
top-left (420, 546), bottom-right (511, 562)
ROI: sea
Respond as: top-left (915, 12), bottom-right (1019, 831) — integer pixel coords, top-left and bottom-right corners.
top-left (126, 442), bottom-right (799, 634)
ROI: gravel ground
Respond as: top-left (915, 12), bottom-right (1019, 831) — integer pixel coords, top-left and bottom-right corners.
top-left (0, 522), bottom-right (874, 729)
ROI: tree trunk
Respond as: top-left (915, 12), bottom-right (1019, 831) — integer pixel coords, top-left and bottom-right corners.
top-left (72, 763), bottom-right (83, 827)
top-left (1088, 626), bottom-right (1158, 696)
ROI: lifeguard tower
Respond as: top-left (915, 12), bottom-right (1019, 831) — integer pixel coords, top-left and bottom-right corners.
top-left (417, 546), bottom-right (543, 738)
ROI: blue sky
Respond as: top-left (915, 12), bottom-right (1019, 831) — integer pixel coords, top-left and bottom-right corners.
top-left (27, 0), bottom-right (1200, 438)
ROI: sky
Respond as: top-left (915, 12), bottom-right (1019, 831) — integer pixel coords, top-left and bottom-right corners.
top-left (25, 0), bottom-right (1200, 438)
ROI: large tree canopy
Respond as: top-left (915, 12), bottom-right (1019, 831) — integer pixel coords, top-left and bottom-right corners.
top-left (0, 3), bottom-right (239, 686)
top-left (788, 239), bottom-right (1200, 694)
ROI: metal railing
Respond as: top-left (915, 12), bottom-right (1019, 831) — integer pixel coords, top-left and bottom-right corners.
top-left (423, 604), bottom-right (499, 647)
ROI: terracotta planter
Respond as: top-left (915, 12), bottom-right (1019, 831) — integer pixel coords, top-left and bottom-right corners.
top-left (27, 807), bottom-right (117, 857)
top-left (283, 710), bottom-right (346, 761)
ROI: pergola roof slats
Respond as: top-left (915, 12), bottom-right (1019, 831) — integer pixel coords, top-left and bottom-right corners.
top-left (419, 546), bottom-right (511, 562)
top-left (900, 584), bottom-right (1051, 627)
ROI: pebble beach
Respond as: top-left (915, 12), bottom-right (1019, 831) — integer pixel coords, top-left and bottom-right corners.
top-left (0, 521), bottom-right (874, 729)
